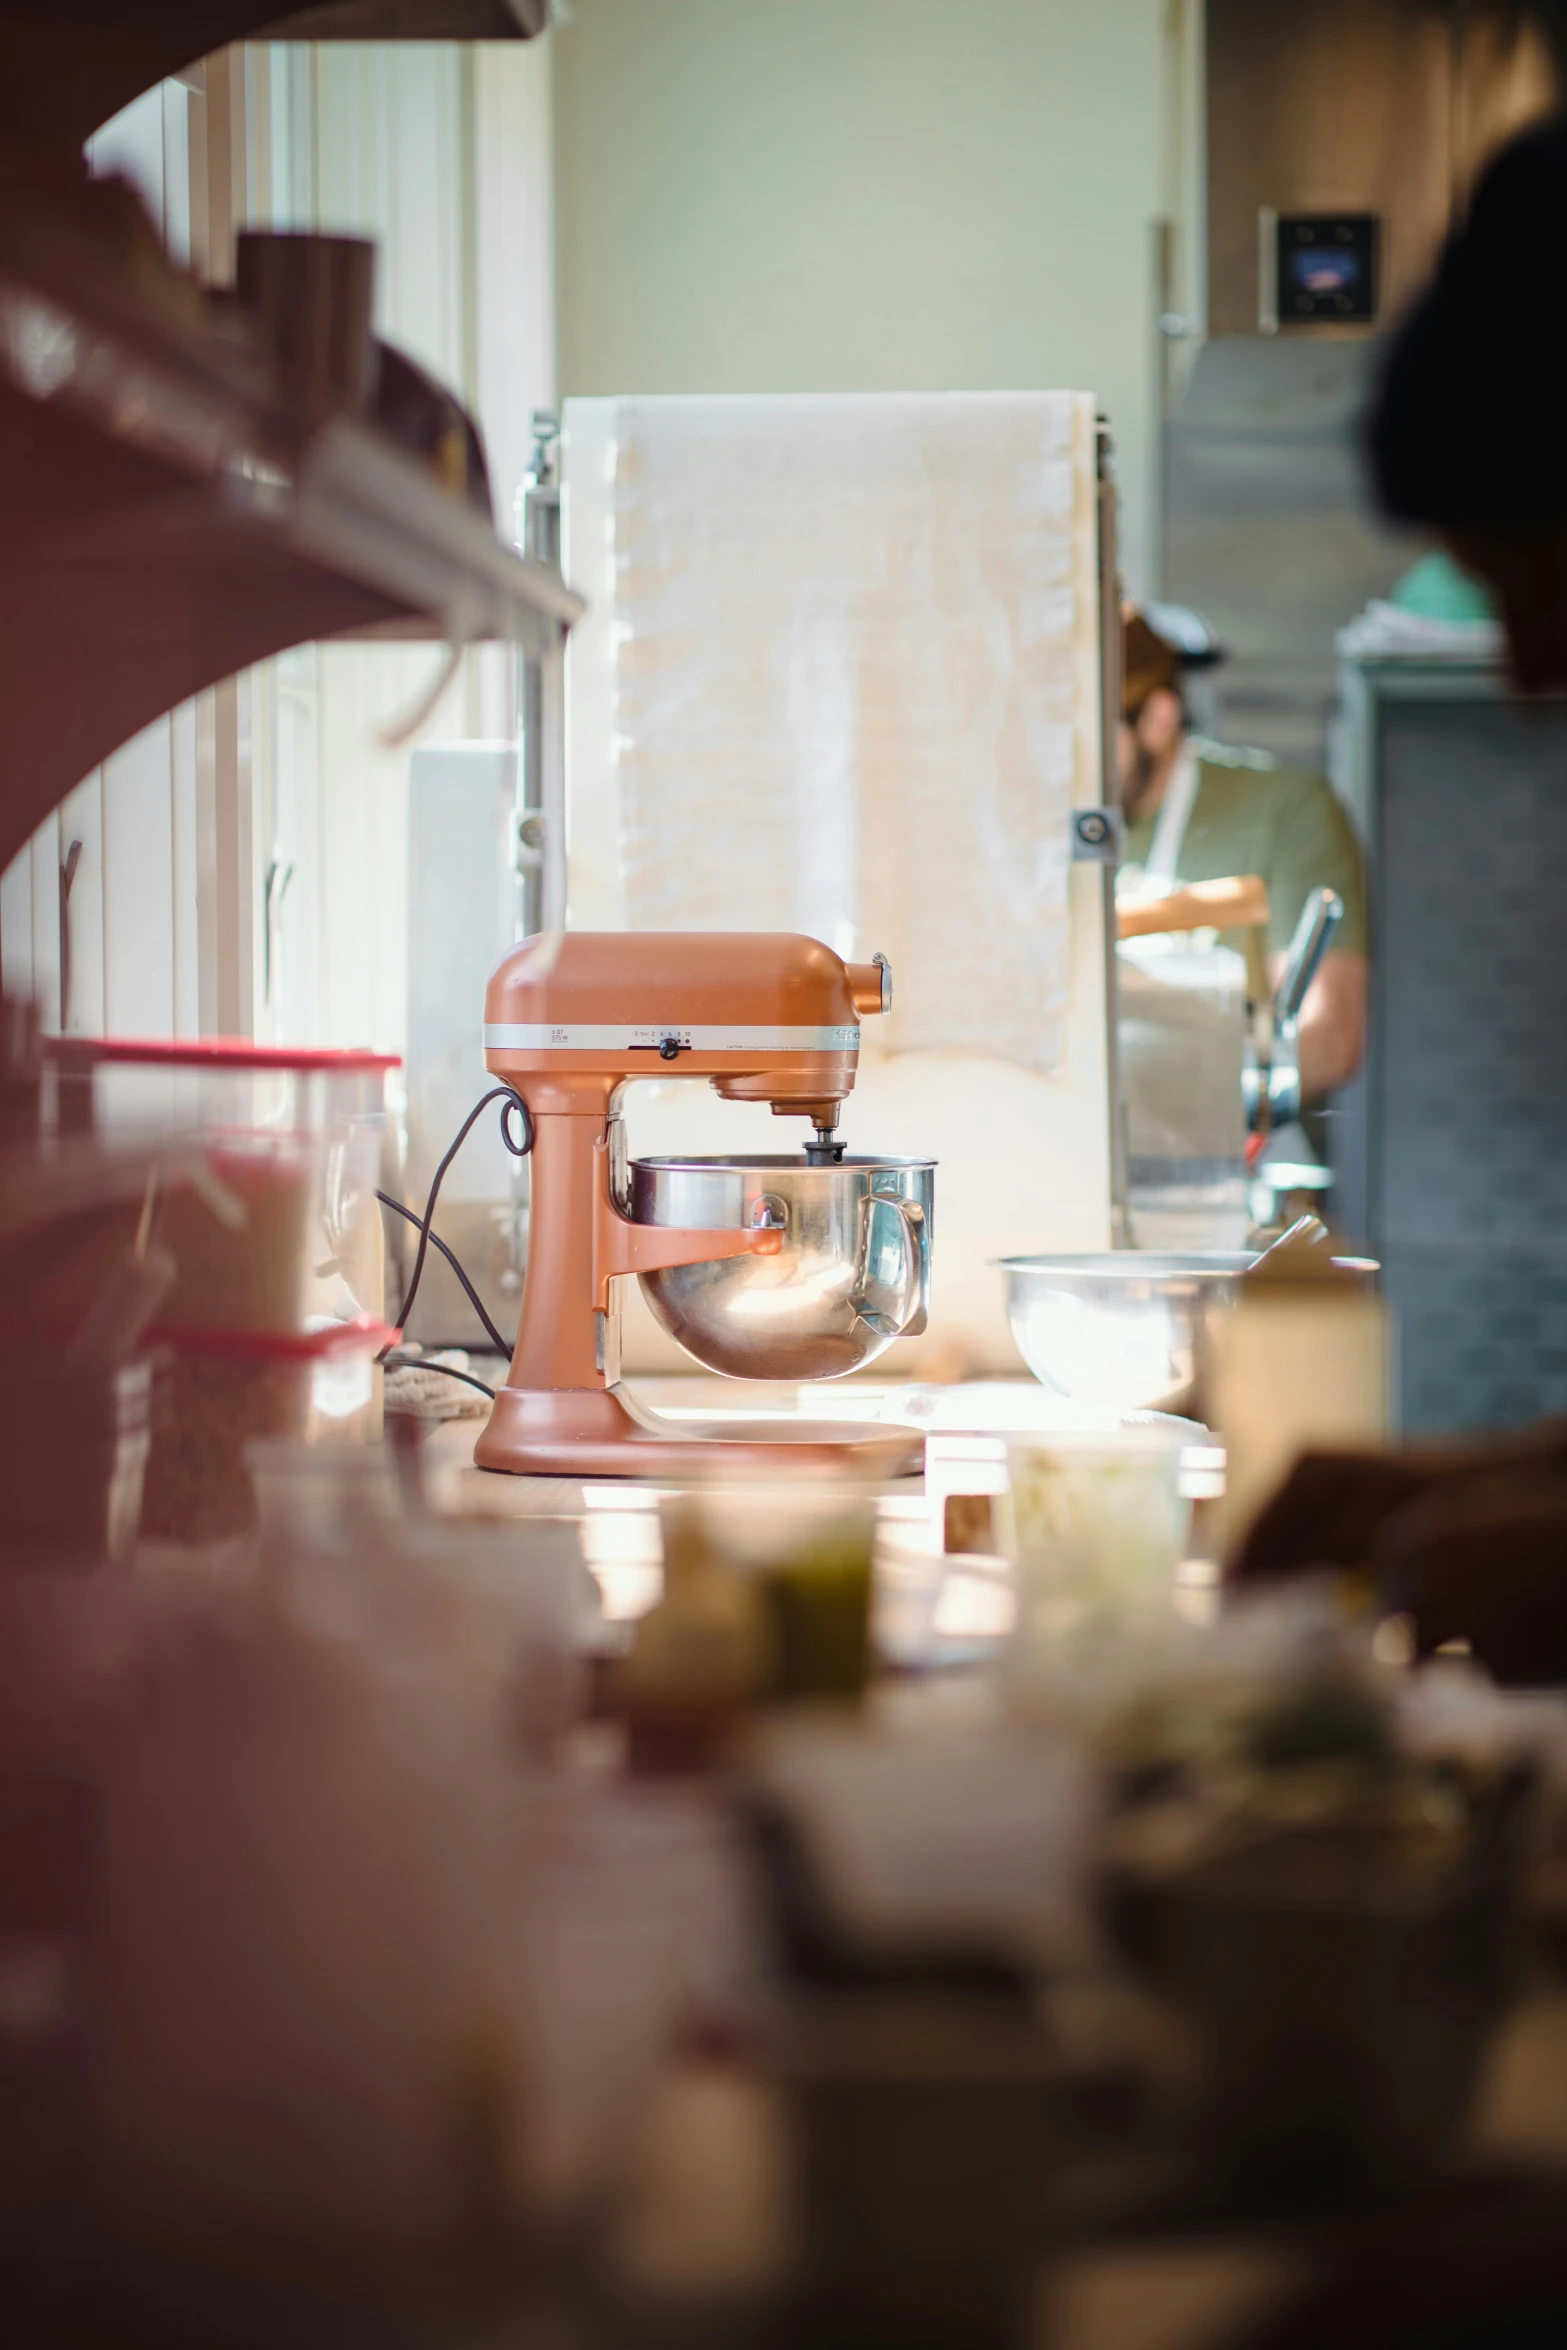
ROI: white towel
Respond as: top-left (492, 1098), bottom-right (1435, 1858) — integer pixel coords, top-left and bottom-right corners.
top-left (598, 392), bottom-right (1091, 1074)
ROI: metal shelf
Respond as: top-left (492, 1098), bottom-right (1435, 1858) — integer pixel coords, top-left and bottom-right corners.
top-left (4, 0), bottom-right (547, 146)
top-left (0, 169), bottom-right (584, 866)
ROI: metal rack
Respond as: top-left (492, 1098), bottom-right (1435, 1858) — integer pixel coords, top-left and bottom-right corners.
top-left (1, 0), bottom-right (548, 146)
top-left (0, 165), bottom-right (583, 869)
top-left (514, 408), bottom-right (565, 937)
top-left (1096, 414), bottom-right (1132, 1246)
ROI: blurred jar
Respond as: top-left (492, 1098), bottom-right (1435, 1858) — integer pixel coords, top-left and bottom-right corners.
top-left (1005, 1425), bottom-right (1191, 1663)
top-left (1207, 1248), bottom-right (1388, 1562)
top-left (760, 1503), bottom-right (876, 1702)
top-left (248, 1441), bottom-right (591, 1754)
top-left (622, 1496), bottom-right (773, 1772)
top-left (659, 1489), bottom-right (878, 1707)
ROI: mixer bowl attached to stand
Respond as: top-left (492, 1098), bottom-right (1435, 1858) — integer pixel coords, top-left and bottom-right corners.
top-left (631, 1155), bottom-right (933, 1382)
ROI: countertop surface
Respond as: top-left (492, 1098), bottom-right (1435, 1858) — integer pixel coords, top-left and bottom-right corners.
top-left (394, 1383), bottom-right (1567, 2350)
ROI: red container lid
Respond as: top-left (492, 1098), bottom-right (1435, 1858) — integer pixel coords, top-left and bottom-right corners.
top-left (148, 1316), bottom-right (399, 1361)
top-left (44, 1037), bottom-right (401, 1074)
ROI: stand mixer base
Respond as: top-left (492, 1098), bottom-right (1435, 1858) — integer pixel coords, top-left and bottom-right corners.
top-left (474, 1382), bottom-right (923, 1480)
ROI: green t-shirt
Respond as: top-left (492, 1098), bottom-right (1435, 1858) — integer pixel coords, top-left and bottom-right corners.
top-left (1122, 739), bottom-right (1368, 998)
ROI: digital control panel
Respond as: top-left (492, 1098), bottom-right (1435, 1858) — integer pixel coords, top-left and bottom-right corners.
top-left (1260, 210), bottom-right (1379, 331)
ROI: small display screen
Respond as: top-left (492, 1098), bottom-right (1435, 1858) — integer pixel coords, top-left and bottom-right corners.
top-left (1274, 213), bottom-right (1378, 326)
top-left (1288, 244), bottom-right (1361, 296)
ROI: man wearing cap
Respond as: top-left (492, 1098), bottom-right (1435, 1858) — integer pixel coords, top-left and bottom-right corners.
top-left (1119, 605), bottom-right (1369, 1101)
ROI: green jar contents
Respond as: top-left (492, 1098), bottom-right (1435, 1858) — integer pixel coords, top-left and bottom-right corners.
top-left (651, 1486), bottom-right (878, 1712)
top-left (759, 1519), bottom-right (875, 1701)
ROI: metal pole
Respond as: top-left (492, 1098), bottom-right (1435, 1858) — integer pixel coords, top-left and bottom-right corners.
top-left (503, 409), bottom-right (565, 1306)
top-left (515, 407), bottom-right (561, 940)
top-left (1097, 416), bottom-right (1133, 1249)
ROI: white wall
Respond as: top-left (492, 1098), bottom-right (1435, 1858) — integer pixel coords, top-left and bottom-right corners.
top-left (257, 40), bottom-right (555, 1059)
top-left (552, 0), bottom-right (1184, 598)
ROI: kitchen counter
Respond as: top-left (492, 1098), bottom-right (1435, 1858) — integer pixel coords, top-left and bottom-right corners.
top-left (11, 1384), bottom-right (1567, 2350)
top-left (416, 1375), bottom-right (1040, 1670)
top-left (416, 1373), bottom-right (1220, 1664)
top-left (342, 1391), bottom-right (1567, 2346)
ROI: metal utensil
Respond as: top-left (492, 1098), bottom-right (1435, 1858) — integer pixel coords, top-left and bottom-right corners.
top-left (632, 1155), bottom-right (934, 1381)
top-left (1275, 888), bottom-right (1343, 1026)
top-left (1246, 887), bottom-right (1345, 1131)
top-left (1248, 1210), bottom-right (1328, 1272)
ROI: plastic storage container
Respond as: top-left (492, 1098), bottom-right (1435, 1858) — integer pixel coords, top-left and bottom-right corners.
top-left (140, 1323), bottom-right (388, 1545)
top-left (42, 1039), bottom-right (397, 1334)
top-left (40, 1041), bottom-right (400, 1544)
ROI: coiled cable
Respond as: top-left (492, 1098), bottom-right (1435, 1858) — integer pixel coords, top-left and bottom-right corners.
top-left (377, 1084), bottom-right (533, 1363)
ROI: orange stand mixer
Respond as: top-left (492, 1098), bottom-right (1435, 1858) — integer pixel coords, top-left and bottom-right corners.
top-left (474, 931), bottom-right (931, 1478)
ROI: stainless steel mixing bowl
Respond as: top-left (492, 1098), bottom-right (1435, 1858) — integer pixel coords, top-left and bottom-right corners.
top-left (1000, 1251), bottom-right (1255, 1414)
top-left (631, 1155), bottom-right (934, 1381)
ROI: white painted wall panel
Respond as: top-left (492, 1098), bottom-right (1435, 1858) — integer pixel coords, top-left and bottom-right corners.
top-left (0, 844), bottom-right (31, 1003)
top-left (86, 86), bottom-right (169, 232)
top-left (57, 773), bottom-right (105, 1036)
top-left (103, 718), bottom-right (178, 1034)
top-left (553, 0), bottom-right (1182, 600)
top-left (476, 39), bottom-right (557, 536)
top-left (170, 697), bottom-right (201, 1037)
top-left (30, 810), bottom-right (61, 1031)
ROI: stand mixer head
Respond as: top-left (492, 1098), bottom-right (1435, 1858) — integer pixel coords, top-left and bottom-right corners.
top-left (474, 931), bottom-right (931, 1478)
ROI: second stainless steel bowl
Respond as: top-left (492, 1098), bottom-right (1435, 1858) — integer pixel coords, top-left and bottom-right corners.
top-left (1001, 1251), bottom-right (1254, 1414)
top-left (631, 1155), bottom-right (934, 1381)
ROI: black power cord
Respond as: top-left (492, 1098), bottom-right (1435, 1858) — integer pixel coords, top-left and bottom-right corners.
top-left (381, 1347), bottom-right (496, 1403)
top-left (376, 1193), bottom-right (512, 1357)
top-left (378, 1084), bottom-right (533, 1361)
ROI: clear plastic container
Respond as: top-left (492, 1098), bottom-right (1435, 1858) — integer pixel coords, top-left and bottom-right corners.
top-left (1005, 1424), bottom-right (1192, 1659)
top-left (41, 1039), bottom-right (398, 1335)
top-left (140, 1321), bottom-right (389, 1546)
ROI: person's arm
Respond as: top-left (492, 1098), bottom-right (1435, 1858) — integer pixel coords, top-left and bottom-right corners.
top-left (1119, 873), bottom-right (1269, 940)
top-left (1268, 948), bottom-right (1368, 1099)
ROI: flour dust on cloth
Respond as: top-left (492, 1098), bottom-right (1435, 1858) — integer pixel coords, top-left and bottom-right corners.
top-left (606, 394), bottom-right (1085, 1074)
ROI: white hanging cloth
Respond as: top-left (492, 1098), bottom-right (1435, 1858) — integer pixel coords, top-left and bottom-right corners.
top-left (594, 391), bottom-right (1098, 1076)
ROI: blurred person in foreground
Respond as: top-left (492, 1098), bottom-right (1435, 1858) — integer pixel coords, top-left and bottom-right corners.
top-left (1371, 111), bottom-right (1567, 692)
top-left (1239, 111), bottom-right (1567, 1675)
top-left (1119, 607), bottom-right (1368, 1100)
